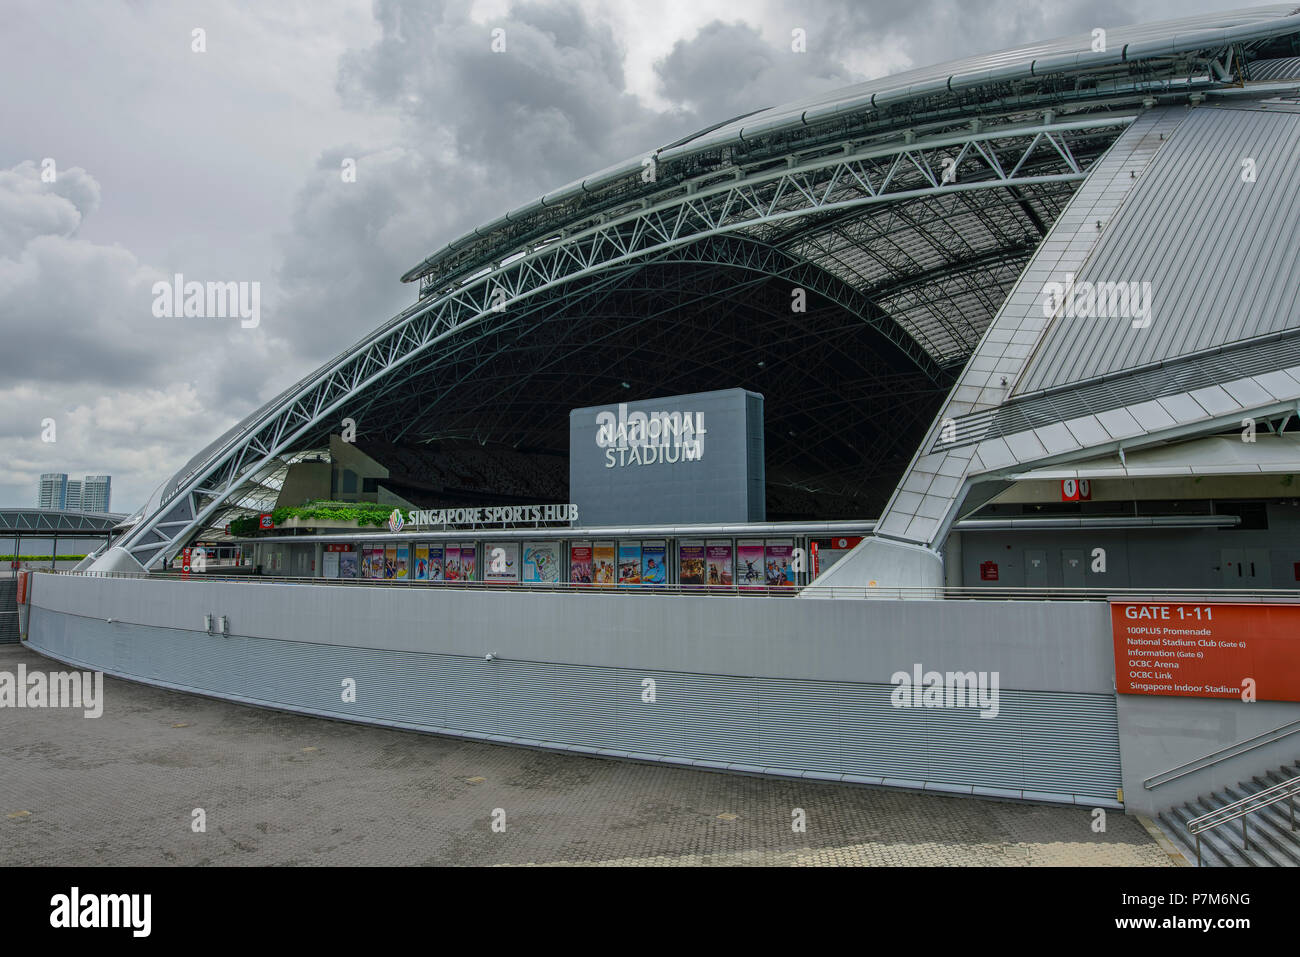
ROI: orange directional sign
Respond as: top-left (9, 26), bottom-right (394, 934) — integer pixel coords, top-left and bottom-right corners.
top-left (1111, 601), bottom-right (1300, 702)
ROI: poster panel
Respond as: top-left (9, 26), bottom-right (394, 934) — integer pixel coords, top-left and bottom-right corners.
top-left (383, 545), bottom-right (397, 579)
top-left (523, 541), bottom-right (562, 584)
top-left (427, 545), bottom-right (444, 581)
top-left (593, 542), bottom-right (616, 587)
top-left (765, 540), bottom-right (795, 587)
top-left (413, 545), bottom-right (429, 580)
top-left (569, 543), bottom-right (593, 585)
top-left (678, 541), bottom-right (706, 588)
top-left (444, 545), bottom-right (461, 582)
top-left (322, 551), bottom-right (340, 579)
top-left (365, 547), bottom-right (384, 579)
top-left (486, 542), bottom-right (520, 583)
top-left (1111, 601), bottom-right (1300, 701)
top-left (706, 541), bottom-right (733, 588)
top-left (338, 551), bottom-right (358, 579)
top-left (460, 544), bottom-right (477, 581)
top-left (618, 542), bottom-right (642, 586)
top-left (737, 539), bottom-right (765, 590)
top-left (641, 540), bottom-right (667, 588)
top-left (395, 545), bottom-right (410, 580)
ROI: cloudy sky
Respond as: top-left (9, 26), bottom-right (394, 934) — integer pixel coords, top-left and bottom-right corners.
top-left (0, 0), bottom-right (1239, 512)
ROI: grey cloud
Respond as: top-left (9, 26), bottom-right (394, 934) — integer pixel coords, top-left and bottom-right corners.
top-left (0, 162), bottom-right (99, 259)
top-left (809, 0), bottom-right (1223, 69)
top-left (654, 20), bottom-right (855, 120)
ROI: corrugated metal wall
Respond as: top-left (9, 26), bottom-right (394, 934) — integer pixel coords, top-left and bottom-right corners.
top-left (27, 607), bottom-right (1121, 806)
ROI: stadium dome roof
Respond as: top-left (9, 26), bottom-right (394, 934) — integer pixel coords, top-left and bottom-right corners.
top-left (97, 6), bottom-right (1300, 571)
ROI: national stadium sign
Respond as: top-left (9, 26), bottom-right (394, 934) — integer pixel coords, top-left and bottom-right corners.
top-left (594, 402), bottom-right (707, 469)
top-left (570, 389), bottom-right (765, 526)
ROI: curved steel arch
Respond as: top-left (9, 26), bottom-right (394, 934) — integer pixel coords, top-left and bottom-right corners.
top-left (107, 116), bottom-right (1132, 568)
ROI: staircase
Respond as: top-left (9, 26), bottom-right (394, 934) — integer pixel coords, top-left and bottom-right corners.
top-left (1158, 760), bottom-right (1300, 866)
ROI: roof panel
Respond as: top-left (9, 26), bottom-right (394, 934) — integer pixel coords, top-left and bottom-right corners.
top-left (1016, 102), bottom-right (1300, 393)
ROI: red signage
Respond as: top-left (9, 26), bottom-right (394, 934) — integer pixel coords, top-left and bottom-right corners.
top-left (1061, 478), bottom-right (1092, 501)
top-left (258, 514), bottom-right (274, 530)
top-left (980, 561), bottom-right (999, 581)
top-left (1111, 602), bottom-right (1300, 702)
top-left (16, 570), bottom-right (29, 605)
top-left (325, 544), bottom-right (352, 552)
top-left (181, 548), bottom-right (192, 577)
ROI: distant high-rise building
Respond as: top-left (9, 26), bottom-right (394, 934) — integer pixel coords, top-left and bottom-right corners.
top-left (38, 473), bottom-right (68, 509)
top-left (82, 475), bottom-right (111, 512)
top-left (65, 480), bottom-right (83, 511)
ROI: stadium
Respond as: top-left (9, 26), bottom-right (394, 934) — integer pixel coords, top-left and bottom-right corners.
top-left (18, 6), bottom-right (1300, 863)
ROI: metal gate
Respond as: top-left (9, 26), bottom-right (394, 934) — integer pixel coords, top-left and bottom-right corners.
top-left (0, 579), bottom-right (18, 643)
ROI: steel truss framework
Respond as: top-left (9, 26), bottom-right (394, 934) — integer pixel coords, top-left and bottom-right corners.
top-left (117, 116), bottom-right (1133, 567)
top-left (0, 510), bottom-right (122, 534)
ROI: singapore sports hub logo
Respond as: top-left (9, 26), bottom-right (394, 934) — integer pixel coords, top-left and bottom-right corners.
top-left (387, 509), bottom-right (404, 533)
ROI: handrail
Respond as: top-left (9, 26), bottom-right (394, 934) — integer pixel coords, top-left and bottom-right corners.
top-left (37, 569), bottom-right (1300, 600)
top-left (1186, 770), bottom-right (1300, 866)
top-left (35, 568), bottom-right (1300, 603)
top-left (1144, 718), bottom-right (1300, 790)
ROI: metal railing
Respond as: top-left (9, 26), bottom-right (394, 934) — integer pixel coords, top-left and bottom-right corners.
top-left (1144, 718), bottom-right (1300, 790)
top-left (1187, 770), bottom-right (1300, 866)
top-left (41, 569), bottom-right (1300, 603)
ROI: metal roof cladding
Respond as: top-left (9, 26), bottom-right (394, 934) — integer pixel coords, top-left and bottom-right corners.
top-left (1015, 100), bottom-right (1300, 393)
top-left (400, 5), bottom-right (1300, 287)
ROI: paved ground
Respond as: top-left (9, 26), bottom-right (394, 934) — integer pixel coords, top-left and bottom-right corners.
top-left (0, 644), bottom-right (1173, 866)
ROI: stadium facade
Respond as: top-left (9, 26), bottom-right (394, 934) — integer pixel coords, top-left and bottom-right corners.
top-left (22, 8), bottom-right (1300, 826)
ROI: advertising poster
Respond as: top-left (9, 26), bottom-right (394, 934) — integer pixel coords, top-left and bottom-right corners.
top-left (737, 540), bottom-right (765, 589)
top-left (395, 545), bottom-right (409, 579)
top-left (427, 545), bottom-right (444, 581)
top-left (383, 545), bottom-right (397, 579)
top-left (618, 542), bottom-right (642, 586)
top-left (460, 545), bottom-right (477, 581)
top-left (366, 547), bottom-right (384, 579)
top-left (485, 542), bottom-right (519, 583)
top-left (413, 545), bottom-right (428, 580)
top-left (593, 542), bottom-right (616, 587)
top-left (766, 541), bottom-right (795, 587)
top-left (570, 544), bottom-right (593, 585)
top-left (339, 551), bottom-right (358, 579)
top-left (641, 541), bottom-right (667, 588)
top-left (444, 545), bottom-right (461, 581)
top-left (706, 542), bottom-right (733, 587)
top-left (678, 542), bottom-right (706, 587)
top-left (523, 542), bottom-right (562, 584)
top-left (322, 551), bottom-right (340, 578)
